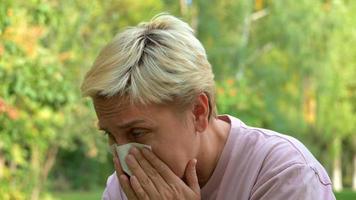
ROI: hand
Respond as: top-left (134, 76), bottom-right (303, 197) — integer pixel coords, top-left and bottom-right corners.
top-left (113, 147), bottom-right (200, 200)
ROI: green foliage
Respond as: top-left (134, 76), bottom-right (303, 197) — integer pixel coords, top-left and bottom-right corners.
top-left (216, 77), bottom-right (266, 126)
top-left (0, 0), bottom-right (109, 199)
top-left (1, 0), bottom-right (355, 199)
top-left (49, 148), bottom-right (113, 191)
top-left (52, 189), bottom-right (103, 200)
top-left (199, 0), bottom-right (355, 187)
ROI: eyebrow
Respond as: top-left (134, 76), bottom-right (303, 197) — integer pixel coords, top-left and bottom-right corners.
top-left (98, 119), bottom-right (147, 131)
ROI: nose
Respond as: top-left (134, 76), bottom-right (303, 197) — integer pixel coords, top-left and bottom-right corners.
top-left (109, 135), bottom-right (130, 155)
top-left (113, 135), bottom-right (131, 146)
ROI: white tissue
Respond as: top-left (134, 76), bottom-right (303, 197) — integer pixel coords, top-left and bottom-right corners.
top-left (112, 143), bottom-right (151, 176)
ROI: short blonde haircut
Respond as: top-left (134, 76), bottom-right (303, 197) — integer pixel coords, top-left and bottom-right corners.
top-left (81, 14), bottom-right (217, 118)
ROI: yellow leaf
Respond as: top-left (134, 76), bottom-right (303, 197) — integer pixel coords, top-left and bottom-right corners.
top-left (11, 144), bottom-right (25, 165)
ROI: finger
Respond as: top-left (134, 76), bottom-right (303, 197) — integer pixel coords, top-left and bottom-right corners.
top-left (184, 159), bottom-right (200, 194)
top-left (112, 146), bottom-right (125, 176)
top-left (141, 148), bottom-right (177, 183)
top-left (114, 155), bottom-right (137, 199)
top-left (119, 174), bottom-right (138, 200)
top-left (130, 147), bottom-right (167, 190)
top-left (126, 153), bottom-right (159, 199)
top-left (130, 175), bottom-right (149, 200)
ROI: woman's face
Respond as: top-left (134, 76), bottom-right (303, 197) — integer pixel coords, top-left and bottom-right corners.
top-left (93, 96), bottom-right (200, 178)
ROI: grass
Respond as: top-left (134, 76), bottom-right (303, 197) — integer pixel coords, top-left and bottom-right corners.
top-left (53, 190), bottom-right (102, 200)
top-left (53, 189), bottom-right (355, 200)
top-left (335, 190), bottom-right (356, 200)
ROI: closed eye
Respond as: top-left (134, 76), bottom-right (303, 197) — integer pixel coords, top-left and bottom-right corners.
top-left (130, 129), bottom-right (149, 139)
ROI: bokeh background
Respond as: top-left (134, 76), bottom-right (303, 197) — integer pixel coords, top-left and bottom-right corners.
top-left (1, 0), bottom-right (355, 199)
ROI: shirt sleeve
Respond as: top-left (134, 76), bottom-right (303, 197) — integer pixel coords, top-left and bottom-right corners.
top-left (101, 172), bottom-right (127, 200)
top-left (249, 163), bottom-right (336, 200)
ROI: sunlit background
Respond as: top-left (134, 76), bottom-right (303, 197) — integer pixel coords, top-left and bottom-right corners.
top-left (0, 0), bottom-right (355, 199)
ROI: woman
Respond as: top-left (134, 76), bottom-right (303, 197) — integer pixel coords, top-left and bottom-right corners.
top-left (80, 14), bottom-right (335, 200)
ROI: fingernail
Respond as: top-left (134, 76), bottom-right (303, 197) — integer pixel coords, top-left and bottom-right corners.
top-left (143, 146), bottom-right (151, 150)
top-left (126, 154), bottom-right (135, 165)
top-left (120, 174), bottom-right (128, 181)
top-left (130, 175), bottom-right (138, 184)
top-left (129, 146), bottom-right (138, 154)
top-left (142, 147), bottom-right (150, 154)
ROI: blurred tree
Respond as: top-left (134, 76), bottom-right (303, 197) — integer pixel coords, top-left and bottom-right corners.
top-left (0, 0), bottom-right (171, 199)
top-left (195, 0), bottom-right (356, 191)
top-left (0, 0), bottom-right (108, 199)
top-left (1, 0), bottom-right (355, 199)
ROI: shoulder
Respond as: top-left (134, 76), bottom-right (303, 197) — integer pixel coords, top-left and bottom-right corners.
top-left (229, 117), bottom-right (310, 167)
top-left (228, 116), bottom-right (328, 176)
top-left (250, 162), bottom-right (335, 200)
top-left (227, 116), bottom-right (334, 199)
top-left (239, 124), bottom-right (331, 184)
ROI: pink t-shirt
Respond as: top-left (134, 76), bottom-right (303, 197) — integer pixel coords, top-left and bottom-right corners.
top-left (102, 115), bottom-right (335, 200)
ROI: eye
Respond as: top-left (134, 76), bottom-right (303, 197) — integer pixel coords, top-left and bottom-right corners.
top-left (130, 129), bottom-right (148, 139)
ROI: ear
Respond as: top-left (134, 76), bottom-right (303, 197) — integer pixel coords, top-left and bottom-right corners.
top-left (192, 93), bottom-right (210, 133)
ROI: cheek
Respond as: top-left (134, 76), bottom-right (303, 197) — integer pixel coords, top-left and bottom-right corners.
top-left (152, 140), bottom-right (196, 178)
top-left (150, 121), bottom-right (197, 178)
top-left (156, 151), bottom-right (188, 178)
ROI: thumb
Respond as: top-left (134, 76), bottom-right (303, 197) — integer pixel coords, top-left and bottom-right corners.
top-left (184, 159), bottom-right (200, 194)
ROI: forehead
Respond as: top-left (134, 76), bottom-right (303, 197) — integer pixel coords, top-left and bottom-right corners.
top-left (93, 95), bottom-right (128, 114)
top-left (93, 95), bottom-right (172, 130)
top-left (94, 95), bottom-right (140, 120)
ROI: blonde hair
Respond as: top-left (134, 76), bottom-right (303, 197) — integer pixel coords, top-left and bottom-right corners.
top-left (81, 14), bottom-right (217, 118)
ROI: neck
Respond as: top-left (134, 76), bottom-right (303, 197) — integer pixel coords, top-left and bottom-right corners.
top-left (195, 116), bottom-right (231, 187)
